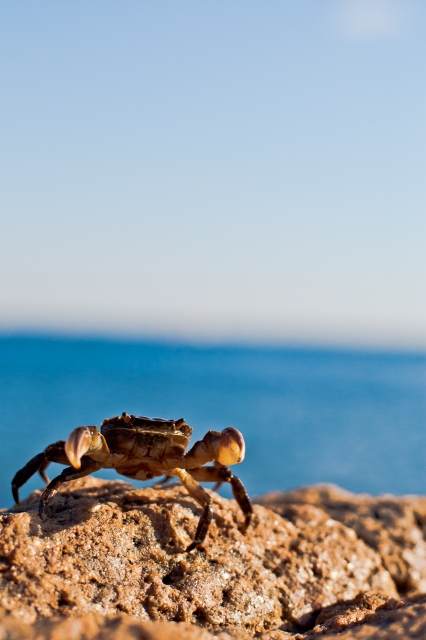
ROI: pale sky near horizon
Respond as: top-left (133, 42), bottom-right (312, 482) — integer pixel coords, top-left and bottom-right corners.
top-left (0, 0), bottom-right (425, 348)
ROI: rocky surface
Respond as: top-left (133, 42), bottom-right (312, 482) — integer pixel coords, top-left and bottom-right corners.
top-left (0, 595), bottom-right (425, 639)
top-left (0, 477), bottom-right (396, 636)
top-left (256, 483), bottom-right (426, 596)
top-left (3, 478), bottom-right (426, 638)
top-left (304, 593), bottom-right (426, 639)
top-left (0, 608), bottom-right (251, 639)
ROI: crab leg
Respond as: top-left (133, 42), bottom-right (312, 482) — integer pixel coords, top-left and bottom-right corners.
top-left (39, 457), bottom-right (101, 519)
top-left (171, 468), bottom-right (213, 552)
top-left (38, 459), bottom-right (51, 485)
top-left (152, 474), bottom-right (174, 488)
top-left (188, 466), bottom-right (253, 533)
top-left (211, 460), bottom-right (225, 492)
top-left (11, 441), bottom-right (69, 505)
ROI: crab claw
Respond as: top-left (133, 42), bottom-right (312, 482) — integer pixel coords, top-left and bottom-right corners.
top-left (65, 427), bottom-right (92, 469)
top-left (217, 427), bottom-right (246, 466)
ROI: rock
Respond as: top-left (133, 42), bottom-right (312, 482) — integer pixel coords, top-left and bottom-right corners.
top-left (0, 596), bottom-right (425, 639)
top-left (0, 477), bottom-right (395, 635)
top-left (256, 483), bottom-right (426, 595)
top-left (305, 591), bottom-right (405, 636)
top-left (0, 607), bottom-right (251, 639)
top-left (259, 501), bottom-right (396, 628)
top-left (306, 594), bottom-right (426, 639)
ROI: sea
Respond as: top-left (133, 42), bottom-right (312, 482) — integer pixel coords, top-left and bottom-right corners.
top-left (0, 336), bottom-right (424, 508)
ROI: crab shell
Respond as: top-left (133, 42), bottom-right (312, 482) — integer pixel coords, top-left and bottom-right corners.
top-left (100, 414), bottom-right (193, 461)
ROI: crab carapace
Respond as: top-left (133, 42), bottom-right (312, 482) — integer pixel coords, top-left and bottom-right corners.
top-left (11, 413), bottom-right (253, 551)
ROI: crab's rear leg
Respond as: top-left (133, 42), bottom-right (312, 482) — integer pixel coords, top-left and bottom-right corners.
top-left (212, 460), bottom-right (225, 492)
top-left (38, 459), bottom-right (51, 485)
top-left (12, 441), bottom-right (69, 505)
top-left (188, 466), bottom-right (253, 533)
top-left (171, 468), bottom-right (213, 552)
top-left (152, 474), bottom-right (173, 488)
top-left (39, 457), bottom-right (101, 519)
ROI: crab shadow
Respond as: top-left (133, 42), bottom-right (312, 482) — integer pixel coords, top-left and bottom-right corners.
top-left (9, 480), bottom-right (228, 552)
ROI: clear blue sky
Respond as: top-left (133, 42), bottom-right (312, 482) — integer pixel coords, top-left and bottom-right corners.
top-left (0, 1), bottom-right (425, 347)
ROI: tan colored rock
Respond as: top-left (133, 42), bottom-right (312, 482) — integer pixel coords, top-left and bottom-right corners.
top-left (310, 591), bottom-right (402, 634)
top-left (256, 483), bottom-right (426, 595)
top-left (0, 597), bottom-right (425, 640)
top-left (0, 607), bottom-right (250, 639)
top-left (308, 594), bottom-right (426, 639)
top-left (328, 599), bottom-right (426, 639)
top-left (260, 502), bottom-right (396, 628)
top-left (0, 477), bottom-right (395, 634)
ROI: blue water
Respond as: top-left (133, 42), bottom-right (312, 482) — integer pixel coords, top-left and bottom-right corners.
top-left (0, 336), bottom-right (424, 508)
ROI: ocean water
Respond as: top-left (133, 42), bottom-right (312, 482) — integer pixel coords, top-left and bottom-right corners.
top-left (0, 336), bottom-right (424, 509)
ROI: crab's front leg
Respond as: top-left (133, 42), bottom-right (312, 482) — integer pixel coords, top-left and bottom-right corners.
top-left (39, 425), bottom-right (110, 518)
top-left (169, 468), bottom-right (213, 552)
top-left (166, 427), bottom-right (251, 549)
top-left (39, 458), bottom-right (102, 518)
top-left (182, 428), bottom-right (252, 532)
top-left (188, 465), bottom-right (253, 533)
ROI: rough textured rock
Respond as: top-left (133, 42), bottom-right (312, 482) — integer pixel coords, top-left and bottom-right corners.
top-left (0, 477), bottom-right (395, 635)
top-left (331, 599), bottom-right (426, 638)
top-left (307, 591), bottom-right (403, 635)
top-left (306, 594), bottom-right (426, 639)
top-left (256, 483), bottom-right (426, 595)
top-left (259, 594), bottom-right (426, 638)
top-left (0, 597), bottom-right (425, 639)
top-left (0, 608), bottom-right (250, 639)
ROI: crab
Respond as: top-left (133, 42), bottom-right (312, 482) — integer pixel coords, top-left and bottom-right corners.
top-left (11, 413), bottom-right (253, 551)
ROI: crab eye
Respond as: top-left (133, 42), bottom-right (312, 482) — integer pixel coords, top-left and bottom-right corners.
top-left (217, 427), bottom-right (246, 466)
top-left (65, 427), bottom-right (92, 469)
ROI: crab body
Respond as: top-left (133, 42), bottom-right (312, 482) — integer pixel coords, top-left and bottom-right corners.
top-left (12, 413), bottom-right (252, 551)
top-left (95, 416), bottom-right (193, 477)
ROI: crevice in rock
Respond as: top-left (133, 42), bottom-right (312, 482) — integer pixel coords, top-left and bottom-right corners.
top-left (161, 564), bottom-right (184, 588)
top-left (193, 607), bottom-right (208, 625)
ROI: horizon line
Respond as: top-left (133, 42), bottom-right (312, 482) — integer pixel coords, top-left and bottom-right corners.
top-left (0, 329), bottom-right (425, 357)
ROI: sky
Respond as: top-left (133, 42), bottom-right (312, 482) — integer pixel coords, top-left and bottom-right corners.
top-left (0, 0), bottom-right (425, 348)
